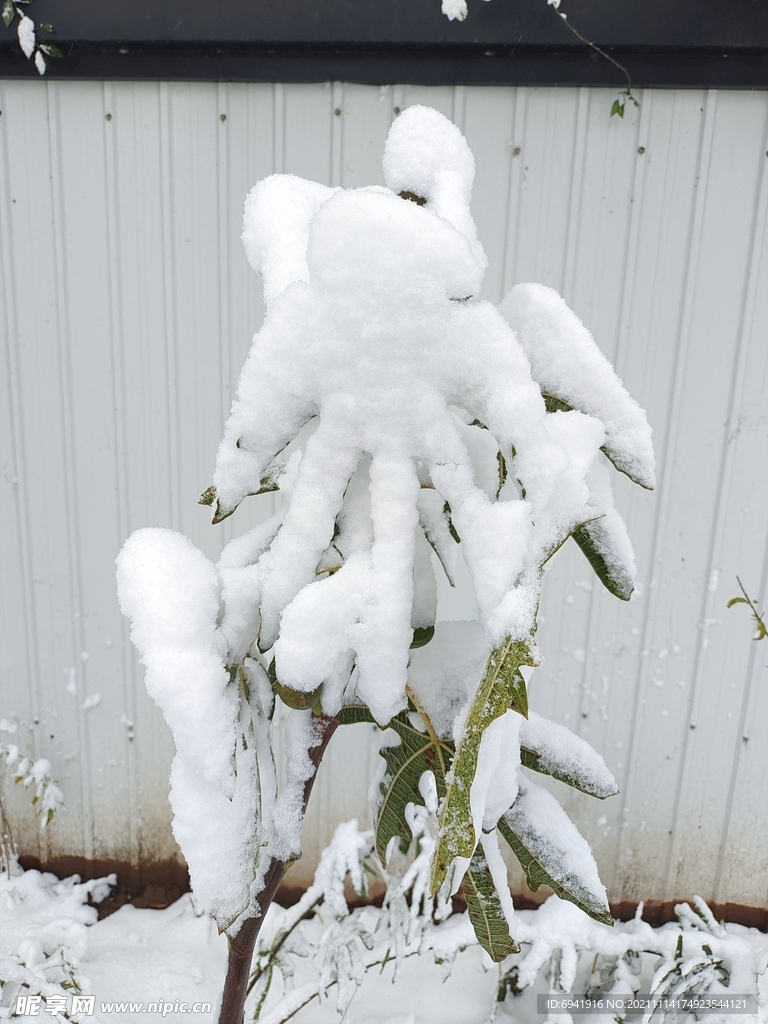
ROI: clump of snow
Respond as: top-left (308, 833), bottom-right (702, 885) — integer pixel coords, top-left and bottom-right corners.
top-left (441, 0), bottom-right (468, 20)
top-left (116, 529), bottom-right (235, 796)
top-left (383, 105), bottom-right (486, 269)
top-left (242, 175), bottom-right (338, 307)
top-left (407, 621), bottom-right (488, 738)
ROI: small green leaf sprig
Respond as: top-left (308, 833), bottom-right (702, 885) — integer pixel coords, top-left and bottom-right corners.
top-left (2, 0), bottom-right (62, 75)
top-left (728, 577), bottom-right (767, 642)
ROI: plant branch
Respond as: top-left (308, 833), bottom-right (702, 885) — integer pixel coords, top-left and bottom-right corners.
top-left (552, 6), bottom-right (633, 90)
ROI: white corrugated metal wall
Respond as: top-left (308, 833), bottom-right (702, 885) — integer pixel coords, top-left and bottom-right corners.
top-left (1, 80), bottom-right (767, 908)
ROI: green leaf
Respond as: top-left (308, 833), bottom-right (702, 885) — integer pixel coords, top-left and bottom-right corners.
top-left (611, 99), bottom-right (625, 118)
top-left (543, 393), bottom-right (573, 414)
top-left (410, 625), bottom-right (434, 649)
top-left (39, 43), bottom-right (62, 58)
top-left (372, 709), bottom-right (453, 862)
top-left (430, 637), bottom-right (533, 896)
top-left (462, 849), bottom-right (520, 961)
top-left (2, 0), bottom-right (16, 28)
top-left (498, 780), bottom-right (613, 926)
top-left (338, 704), bottom-right (376, 726)
top-left (198, 485), bottom-right (216, 507)
top-left (727, 597), bottom-right (748, 608)
top-left (267, 659), bottom-right (322, 711)
top-left (572, 521), bottom-right (633, 601)
top-left (754, 620), bottom-right (767, 641)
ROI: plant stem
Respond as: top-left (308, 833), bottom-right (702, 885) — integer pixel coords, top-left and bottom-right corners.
top-left (217, 713), bottom-right (339, 1024)
top-left (736, 576), bottom-right (767, 635)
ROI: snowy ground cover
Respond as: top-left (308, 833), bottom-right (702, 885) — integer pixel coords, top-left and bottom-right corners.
top-left (2, 822), bottom-right (766, 1024)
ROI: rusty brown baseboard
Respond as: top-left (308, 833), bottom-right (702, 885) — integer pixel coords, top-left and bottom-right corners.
top-left (17, 854), bottom-right (190, 920)
top-left (15, 857), bottom-right (768, 933)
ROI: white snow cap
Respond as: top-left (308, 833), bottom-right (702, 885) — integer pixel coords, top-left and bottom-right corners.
top-left (242, 174), bottom-right (338, 307)
top-left (383, 106), bottom-right (487, 271)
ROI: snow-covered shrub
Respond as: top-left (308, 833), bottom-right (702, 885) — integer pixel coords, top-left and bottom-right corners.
top-left (0, 860), bottom-right (113, 1022)
top-left (116, 105), bottom-right (653, 1023)
top-left (1, 721), bottom-right (64, 875)
top-left (245, 822), bottom-right (767, 1024)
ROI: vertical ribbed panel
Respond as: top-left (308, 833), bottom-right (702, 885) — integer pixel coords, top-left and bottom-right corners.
top-left (0, 81), bottom-right (766, 902)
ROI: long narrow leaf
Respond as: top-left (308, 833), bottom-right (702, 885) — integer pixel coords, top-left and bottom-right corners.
top-left (498, 778), bottom-right (613, 926)
top-left (462, 849), bottom-right (519, 961)
top-left (430, 637), bottom-right (533, 895)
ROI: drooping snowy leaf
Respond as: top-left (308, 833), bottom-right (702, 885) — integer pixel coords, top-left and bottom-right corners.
top-left (571, 461), bottom-right (636, 600)
top-left (573, 521), bottom-right (633, 601)
top-left (16, 13), bottom-right (34, 57)
top-left (498, 775), bottom-right (613, 925)
top-left (500, 282), bottom-right (655, 491)
top-left (430, 637), bottom-right (533, 896)
top-left (462, 849), bottom-right (520, 962)
top-left (417, 487), bottom-right (458, 586)
top-left (519, 711), bottom-right (618, 799)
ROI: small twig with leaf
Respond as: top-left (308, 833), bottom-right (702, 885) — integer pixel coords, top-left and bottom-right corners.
top-left (728, 577), bottom-right (767, 641)
top-left (547, 0), bottom-right (639, 117)
top-left (2, 0), bottom-right (62, 75)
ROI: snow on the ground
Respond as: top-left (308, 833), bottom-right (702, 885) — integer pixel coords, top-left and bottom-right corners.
top-left (2, 859), bottom-right (767, 1024)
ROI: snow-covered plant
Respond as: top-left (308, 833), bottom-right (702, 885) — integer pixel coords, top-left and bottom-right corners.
top-left (1, 723), bottom-right (64, 876)
top-left (1, 0), bottom-right (61, 76)
top-left (243, 821), bottom-right (766, 1024)
top-left (116, 104), bottom-right (654, 1024)
top-left (0, 862), bottom-right (113, 1022)
top-left (496, 894), bottom-right (766, 1024)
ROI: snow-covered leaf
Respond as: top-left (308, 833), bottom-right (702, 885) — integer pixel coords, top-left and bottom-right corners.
top-left (462, 849), bottom-right (520, 961)
top-left (17, 12), bottom-right (35, 57)
top-left (2, 0), bottom-right (16, 29)
top-left (572, 520), bottom-right (633, 601)
top-left (519, 711), bottom-right (618, 799)
top-left (498, 776), bottom-right (613, 925)
top-left (417, 487), bottom-right (458, 586)
top-left (431, 637), bottom-right (533, 896)
top-left (500, 282), bottom-right (655, 490)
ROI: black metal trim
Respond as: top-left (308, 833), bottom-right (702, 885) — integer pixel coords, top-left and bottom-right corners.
top-left (1, 41), bottom-right (767, 88)
top-left (1, 0), bottom-right (767, 87)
